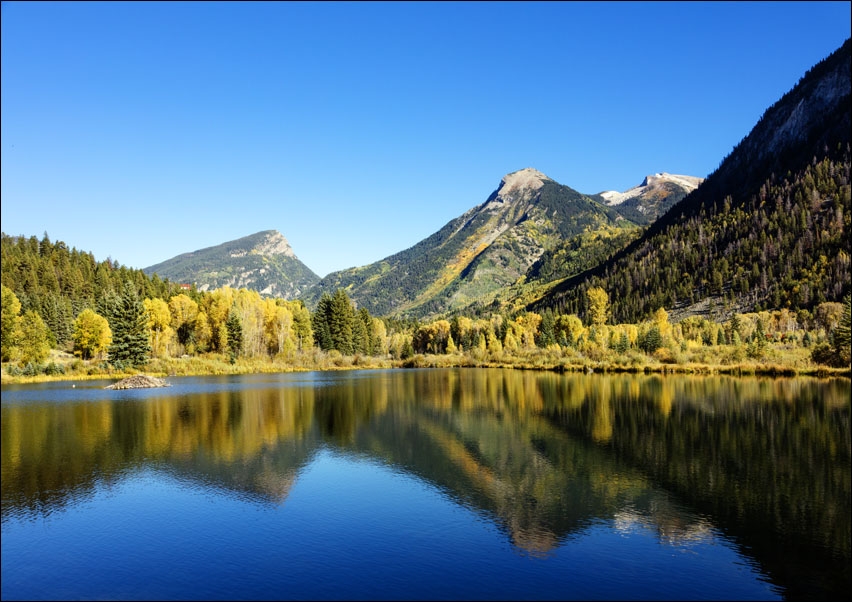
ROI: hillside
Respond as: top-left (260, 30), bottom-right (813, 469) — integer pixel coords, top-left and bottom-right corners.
top-left (532, 39), bottom-right (852, 323)
top-left (303, 168), bottom-right (695, 319)
top-left (143, 230), bottom-right (320, 300)
top-left (303, 168), bottom-right (625, 318)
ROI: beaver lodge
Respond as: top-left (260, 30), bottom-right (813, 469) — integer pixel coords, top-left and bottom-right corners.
top-left (105, 375), bottom-right (170, 389)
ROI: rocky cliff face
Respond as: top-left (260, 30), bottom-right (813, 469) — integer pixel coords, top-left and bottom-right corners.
top-left (143, 230), bottom-right (320, 299)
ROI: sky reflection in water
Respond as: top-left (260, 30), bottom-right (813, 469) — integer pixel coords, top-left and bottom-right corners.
top-left (3, 369), bottom-right (848, 600)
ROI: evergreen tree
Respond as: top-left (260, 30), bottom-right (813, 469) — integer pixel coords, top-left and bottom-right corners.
top-left (639, 325), bottom-right (663, 354)
top-left (615, 331), bottom-right (630, 354)
top-left (537, 308), bottom-right (556, 347)
top-left (832, 293), bottom-right (851, 366)
top-left (357, 308), bottom-right (374, 354)
top-left (40, 294), bottom-right (72, 348)
top-left (226, 309), bottom-right (243, 362)
top-left (107, 282), bottom-right (151, 367)
top-left (329, 288), bottom-right (355, 355)
top-left (312, 293), bottom-right (333, 351)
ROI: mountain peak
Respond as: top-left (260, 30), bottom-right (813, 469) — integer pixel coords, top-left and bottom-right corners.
top-left (497, 167), bottom-right (551, 198)
top-left (254, 230), bottom-right (296, 259)
top-left (600, 172), bottom-right (703, 206)
top-left (143, 229), bottom-right (318, 299)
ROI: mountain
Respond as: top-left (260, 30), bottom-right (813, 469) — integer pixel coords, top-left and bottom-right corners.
top-left (303, 168), bottom-right (657, 318)
top-left (599, 173), bottom-right (704, 225)
top-left (532, 39), bottom-right (852, 323)
top-left (143, 230), bottom-right (320, 299)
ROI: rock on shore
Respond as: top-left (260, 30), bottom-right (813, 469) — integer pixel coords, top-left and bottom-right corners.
top-left (105, 375), bottom-right (170, 389)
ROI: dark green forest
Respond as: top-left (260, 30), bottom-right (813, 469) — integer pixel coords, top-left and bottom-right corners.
top-left (537, 152), bottom-right (851, 323)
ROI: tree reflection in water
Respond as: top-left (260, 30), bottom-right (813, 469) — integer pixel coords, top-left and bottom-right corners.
top-left (2, 369), bottom-right (849, 599)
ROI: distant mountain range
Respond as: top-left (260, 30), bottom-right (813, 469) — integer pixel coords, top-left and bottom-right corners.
top-left (133, 39), bottom-right (852, 322)
top-left (143, 230), bottom-right (319, 299)
top-left (302, 167), bottom-right (697, 317)
top-left (144, 169), bottom-right (697, 318)
top-left (598, 173), bottom-right (703, 225)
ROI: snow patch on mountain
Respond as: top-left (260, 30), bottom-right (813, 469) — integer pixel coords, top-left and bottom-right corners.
top-left (599, 173), bottom-right (703, 205)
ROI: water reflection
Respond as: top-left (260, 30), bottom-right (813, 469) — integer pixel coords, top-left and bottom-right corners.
top-left (2, 369), bottom-right (849, 599)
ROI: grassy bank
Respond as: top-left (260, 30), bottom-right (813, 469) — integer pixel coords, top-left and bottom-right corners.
top-left (2, 343), bottom-right (849, 386)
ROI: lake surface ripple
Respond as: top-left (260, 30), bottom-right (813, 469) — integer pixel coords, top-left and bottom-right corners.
top-left (2, 369), bottom-right (849, 600)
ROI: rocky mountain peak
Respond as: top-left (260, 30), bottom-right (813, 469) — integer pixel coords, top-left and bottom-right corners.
top-left (254, 230), bottom-right (296, 258)
top-left (496, 167), bottom-right (551, 199)
top-left (600, 173), bottom-right (703, 206)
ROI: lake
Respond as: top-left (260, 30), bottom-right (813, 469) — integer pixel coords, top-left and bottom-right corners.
top-left (1, 368), bottom-right (849, 600)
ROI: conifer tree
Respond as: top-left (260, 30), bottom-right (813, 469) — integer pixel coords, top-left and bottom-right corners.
top-left (226, 309), bottom-right (243, 362)
top-left (107, 282), bottom-right (151, 367)
top-left (312, 293), bottom-right (333, 351)
top-left (329, 288), bottom-right (355, 355)
top-left (537, 308), bottom-right (556, 347)
top-left (832, 293), bottom-right (851, 366)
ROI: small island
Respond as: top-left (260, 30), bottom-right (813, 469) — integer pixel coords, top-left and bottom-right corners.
top-left (105, 375), bottom-right (170, 389)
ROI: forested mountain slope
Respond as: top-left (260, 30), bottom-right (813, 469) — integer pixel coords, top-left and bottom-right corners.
top-left (143, 230), bottom-right (319, 300)
top-left (1, 232), bottom-right (182, 349)
top-left (303, 168), bottom-right (634, 318)
top-left (533, 39), bottom-right (852, 324)
top-left (304, 168), bottom-right (694, 319)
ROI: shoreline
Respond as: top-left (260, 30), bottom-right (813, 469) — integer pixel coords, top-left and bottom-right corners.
top-left (2, 353), bottom-right (849, 386)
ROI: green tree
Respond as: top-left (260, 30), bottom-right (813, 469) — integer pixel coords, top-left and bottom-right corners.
top-left (328, 289), bottom-right (355, 354)
top-left (312, 293), bottom-right (333, 351)
top-left (108, 283), bottom-right (151, 367)
top-left (226, 308), bottom-right (243, 362)
top-left (615, 331), bottom-right (630, 354)
top-left (639, 325), bottom-right (663, 354)
top-left (537, 308), bottom-right (557, 347)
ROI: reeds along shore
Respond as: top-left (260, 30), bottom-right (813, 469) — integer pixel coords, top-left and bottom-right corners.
top-left (3, 343), bottom-right (849, 386)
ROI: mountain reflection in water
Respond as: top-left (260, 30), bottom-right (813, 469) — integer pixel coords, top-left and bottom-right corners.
top-left (2, 369), bottom-right (849, 600)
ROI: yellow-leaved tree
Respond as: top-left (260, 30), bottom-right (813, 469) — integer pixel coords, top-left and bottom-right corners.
top-left (72, 309), bottom-right (112, 360)
top-left (144, 298), bottom-right (174, 358)
top-left (586, 287), bottom-right (610, 327)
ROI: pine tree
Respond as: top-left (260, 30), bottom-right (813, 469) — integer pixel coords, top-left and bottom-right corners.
top-left (832, 293), bottom-right (851, 366)
top-left (107, 282), bottom-right (151, 367)
top-left (537, 308), bottom-right (556, 347)
top-left (639, 325), bottom-right (663, 354)
top-left (312, 293), bottom-right (333, 351)
top-left (328, 289), bottom-right (355, 355)
top-left (226, 309), bottom-right (243, 362)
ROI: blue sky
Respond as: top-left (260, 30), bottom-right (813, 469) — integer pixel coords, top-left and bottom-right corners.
top-left (2, 1), bottom-right (850, 278)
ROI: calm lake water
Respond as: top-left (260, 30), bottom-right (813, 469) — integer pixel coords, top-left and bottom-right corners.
top-left (1, 368), bottom-right (849, 600)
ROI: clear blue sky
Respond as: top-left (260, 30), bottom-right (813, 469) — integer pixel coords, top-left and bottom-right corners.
top-left (2, 1), bottom-right (850, 277)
